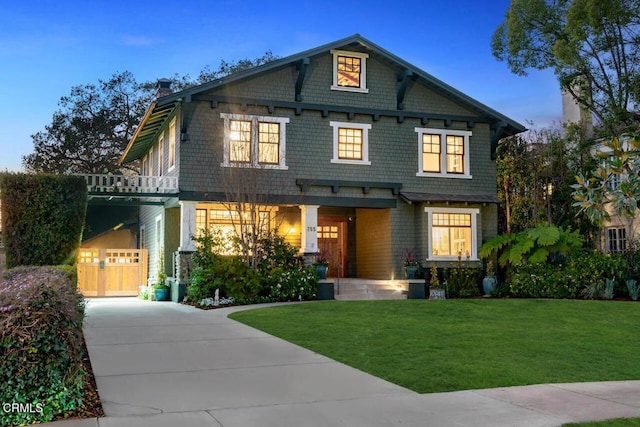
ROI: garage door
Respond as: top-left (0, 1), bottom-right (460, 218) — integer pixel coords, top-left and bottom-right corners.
top-left (77, 248), bottom-right (148, 297)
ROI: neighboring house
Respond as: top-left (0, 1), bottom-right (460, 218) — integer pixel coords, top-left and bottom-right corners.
top-left (562, 90), bottom-right (635, 254)
top-left (113, 34), bottom-right (524, 283)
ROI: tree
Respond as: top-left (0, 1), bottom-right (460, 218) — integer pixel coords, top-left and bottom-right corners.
top-left (572, 130), bottom-right (640, 224)
top-left (492, 0), bottom-right (640, 135)
top-left (24, 52), bottom-right (280, 174)
top-left (496, 124), bottom-right (597, 239)
top-left (24, 71), bottom-right (153, 174)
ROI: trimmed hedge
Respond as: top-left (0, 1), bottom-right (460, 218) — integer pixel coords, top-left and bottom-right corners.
top-left (0, 266), bottom-right (86, 426)
top-left (0, 173), bottom-right (87, 268)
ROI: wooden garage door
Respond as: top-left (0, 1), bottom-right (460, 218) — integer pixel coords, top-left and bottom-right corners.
top-left (77, 249), bottom-right (148, 297)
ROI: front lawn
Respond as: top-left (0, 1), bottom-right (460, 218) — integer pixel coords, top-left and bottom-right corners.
top-left (229, 299), bottom-right (640, 394)
top-left (564, 418), bottom-right (640, 426)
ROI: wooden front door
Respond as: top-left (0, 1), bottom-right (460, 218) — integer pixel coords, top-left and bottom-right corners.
top-left (318, 218), bottom-right (347, 278)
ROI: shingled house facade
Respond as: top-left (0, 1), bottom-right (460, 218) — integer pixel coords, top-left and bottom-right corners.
top-left (120, 35), bottom-right (525, 284)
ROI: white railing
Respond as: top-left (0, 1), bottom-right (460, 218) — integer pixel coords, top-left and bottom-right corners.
top-left (79, 174), bottom-right (179, 194)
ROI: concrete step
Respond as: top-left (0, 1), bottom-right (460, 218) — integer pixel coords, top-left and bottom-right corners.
top-left (330, 279), bottom-right (408, 301)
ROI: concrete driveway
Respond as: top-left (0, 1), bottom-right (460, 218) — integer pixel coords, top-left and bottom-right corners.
top-left (42, 298), bottom-right (640, 427)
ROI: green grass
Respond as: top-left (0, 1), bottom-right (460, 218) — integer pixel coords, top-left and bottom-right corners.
top-left (229, 299), bottom-right (640, 394)
top-left (564, 418), bottom-right (640, 426)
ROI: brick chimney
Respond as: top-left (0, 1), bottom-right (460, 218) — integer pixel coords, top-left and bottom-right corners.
top-left (155, 78), bottom-right (173, 99)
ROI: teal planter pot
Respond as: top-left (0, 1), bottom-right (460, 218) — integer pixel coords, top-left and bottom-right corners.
top-left (153, 287), bottom-right (169, 301)
top-left (482, 276), bottom-right (497, 296)
top-left (315, 265), bottom-right (328, 280)
top-left (404, 266), bottom-right (419, 279)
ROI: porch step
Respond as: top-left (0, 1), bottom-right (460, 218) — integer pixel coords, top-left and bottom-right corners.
top-left (331, 279), bottom-right (408, 301)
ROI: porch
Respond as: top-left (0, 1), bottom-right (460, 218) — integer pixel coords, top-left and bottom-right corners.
top-left (328, 278), bottom-right (412, 300)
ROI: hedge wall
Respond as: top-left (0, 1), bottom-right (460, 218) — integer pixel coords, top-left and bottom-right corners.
top-left (0, 266), bottom-right (86, 425)
top-left (0, 174), bottom-right (87, 268)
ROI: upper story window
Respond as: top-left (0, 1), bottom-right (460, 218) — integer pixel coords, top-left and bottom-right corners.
top-left (220, 113), bottom-right (289, 169)
top-left (158, 132), bottom-right (164, 176)
top-left (330, 121), bottom-right (371, 165)
top-left (415, 127), bottom-right (472, 179)
top-left (168, 119), bottom-right (176, 171)
top-left (330, 50), bottom-right (369, 93)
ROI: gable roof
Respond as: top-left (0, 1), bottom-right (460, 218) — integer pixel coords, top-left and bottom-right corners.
top-left (121, 34), bottom-right (526, 164)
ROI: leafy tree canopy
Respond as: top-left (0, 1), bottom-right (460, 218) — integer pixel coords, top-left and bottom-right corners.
top-left (492, 0), bottom-right (640, 134)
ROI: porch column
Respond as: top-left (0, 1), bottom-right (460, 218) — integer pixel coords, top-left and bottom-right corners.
top-left (300, 205), bottom-right (319, 254)
top-left (178, 201), bottom-right (197, 251)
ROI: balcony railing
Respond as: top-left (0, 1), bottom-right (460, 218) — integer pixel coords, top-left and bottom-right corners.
top-left (79, 174), bottom-right (179, 195)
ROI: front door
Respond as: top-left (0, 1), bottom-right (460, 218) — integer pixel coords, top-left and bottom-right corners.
top-left (318, 218), bottom-right (347, 278)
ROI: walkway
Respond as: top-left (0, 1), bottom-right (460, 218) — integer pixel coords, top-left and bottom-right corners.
top-left (42, 298), bottom-right (640, 427)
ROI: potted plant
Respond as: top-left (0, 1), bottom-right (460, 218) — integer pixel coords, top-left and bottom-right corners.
top-left (153, 247), bottom-right (170, 301)
top-left (429, 262), bottom-right (445, 299)
top-left (402, 248), bottom-right (421, 279)
top-left (482, 260), bottom-right (497, 296)
top-left (313, 250), bottom-right (329, 280)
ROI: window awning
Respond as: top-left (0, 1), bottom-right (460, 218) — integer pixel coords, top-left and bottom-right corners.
top-left (400, 191), bottom-right (500, 205)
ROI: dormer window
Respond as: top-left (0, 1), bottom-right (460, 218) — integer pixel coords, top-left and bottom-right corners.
top-left (331, 50), bottom-right (369, 93)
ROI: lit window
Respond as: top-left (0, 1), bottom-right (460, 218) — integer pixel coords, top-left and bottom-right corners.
top-left (258, 122), bottom-right (280, 164)
top-left (318, 226), bottom-right (338, 239)
top-left (229, 120), bottom-right (252, 163)
top-left (330, 121), bottom-right (371, 165)
top-left (422, 134), bottom-right (441, 173)
top-left (168, 119), bottom-right (176, 170)
top-left (446, 136), bottom-right (464, 174)
top-left (195, 209), bottom-right (207, 237)
top-left (221, 114), bottom-right (289, 169)
top-left (331, 50), bottom-right (369, 93)
top-left (415, 128), bottom-right (472, 179)
top-left (425, 207), bottom-right (479, 260)
top-left (338, 128), bottom-right (363, 160)
top-left (606, 228), bottom-right (627, 253)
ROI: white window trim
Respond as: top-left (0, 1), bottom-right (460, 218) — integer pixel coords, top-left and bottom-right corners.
top-left (330, 121), bottom-right (372, 165)
top-left (220, 113), bottom-right (289, 170)
top-left (168, 118), bottom-right (176, 172)
top-left (415, 127), bottom-right (472, 179)
top-left (148, 147), bottom-right (154, 176)
top-left (424, 207), bottom-right (479, 261)
top-left (330, 49), bottom-right (369, 94)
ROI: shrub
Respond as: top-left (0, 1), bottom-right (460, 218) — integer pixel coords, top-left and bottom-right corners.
top-left (0, 266), bottom-right (86, 426)
top-left (444, 257), bottom-right (481, 298)
top-left (187, 229), bottom-right (317, 306)
top-left (0, 173), bottom-right (87, 268)
top-left (508, 250), bottom-right (632, 299)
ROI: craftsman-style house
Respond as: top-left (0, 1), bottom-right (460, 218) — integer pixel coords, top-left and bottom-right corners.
top-left (116, 34), bottom-right (525, 284)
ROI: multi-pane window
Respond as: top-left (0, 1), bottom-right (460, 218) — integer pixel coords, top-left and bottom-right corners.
top-left (446, 135), bottom-right (464, 174)
top-left (432, 213), bottom-right (472, 257)
top-left (318, 225), bottom-right (339, 239)
top-left (221, 114), bottom-right (289, 169)
top-left (426, 208), bottom-right (479, 260)
top-left (331, 50), bottom-right (368, 93)
top-left (606, 228), bottom-right (627, 253)
top-left (338, 128), bottom-right (363, 160)
top-left (258, 122), bottom-right (280, 164)
top-left (330, 121), bottom-right (371, 165)
top-left (415, 128), bottom-right (472, 178)
top-left (337, 56), bottom-right (361, 88)
top-left (422, 134), bottom-right (441, 173)
top-left (195, 209), bottom-right (207, 237)
top-left (229, 120), bottom-right (252, 163)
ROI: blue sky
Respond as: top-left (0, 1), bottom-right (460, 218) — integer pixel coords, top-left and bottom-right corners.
top-left (0, 0), bottom-right (561, 172)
